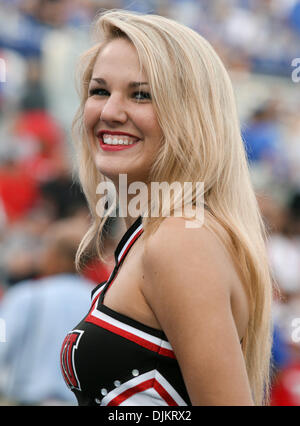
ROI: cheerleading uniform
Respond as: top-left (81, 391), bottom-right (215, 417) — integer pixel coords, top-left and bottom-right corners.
top-left (60, 216), bottom-right (191, 406)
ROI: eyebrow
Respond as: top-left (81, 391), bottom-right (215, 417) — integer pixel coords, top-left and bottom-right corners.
top-left (91, 78), bottom-right (149, 88)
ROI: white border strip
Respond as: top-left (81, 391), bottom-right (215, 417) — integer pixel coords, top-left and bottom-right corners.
top-left (117, 224), bottom-right (143, 263)
top-left (91, 283), bottom-right (106, 304)
top-left (101, 370), bottom-right (156, 405)
top-left (155, 370), bottom-right (187, 406)
top-left (100, 369), bottom-right (187, 406)
top-left (90, 304), bottom-right (173, 351)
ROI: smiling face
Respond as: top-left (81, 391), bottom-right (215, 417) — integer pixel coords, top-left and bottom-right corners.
top-left (84, 37), bottom-right (164, 185)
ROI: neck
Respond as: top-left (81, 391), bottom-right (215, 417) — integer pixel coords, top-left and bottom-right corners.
top-left (112, 176), bottom-right (149, 230)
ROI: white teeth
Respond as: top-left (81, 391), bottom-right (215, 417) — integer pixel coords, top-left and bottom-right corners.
top-left (103, 137), bottom-right (112, 144)
top-left (102, 134), bottom-right (138, 145)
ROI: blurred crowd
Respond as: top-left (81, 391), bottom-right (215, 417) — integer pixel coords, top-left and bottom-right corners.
top-left (0, 0), bottom-right (300, 406)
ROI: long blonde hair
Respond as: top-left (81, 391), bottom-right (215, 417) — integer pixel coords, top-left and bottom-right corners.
top-left (72, 9), bottom-right (273, 405)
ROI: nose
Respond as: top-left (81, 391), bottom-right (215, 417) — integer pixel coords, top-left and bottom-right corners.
top-left (100, 94), bottom-right (128, 124)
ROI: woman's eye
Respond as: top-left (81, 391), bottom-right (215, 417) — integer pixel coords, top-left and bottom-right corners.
top-left (88, 88), bottom-right (151, 100)
top-left (89, 88), bottom-right (109, 97)
top-left (134, 91), bottom-right (151, 101)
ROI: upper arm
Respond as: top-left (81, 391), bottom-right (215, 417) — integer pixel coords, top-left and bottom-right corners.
top-left (141, 217), bottom-right (253, 406)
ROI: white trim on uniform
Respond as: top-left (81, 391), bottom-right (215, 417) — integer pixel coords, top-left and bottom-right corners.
top-left (90, 304), bottom-right (173, 352)
top-left (100, 369), bottom-right (187, 406)
top-left (91, 283), bottom-right (107, 304)
top-left (117, 224), bottom-right (143, 263)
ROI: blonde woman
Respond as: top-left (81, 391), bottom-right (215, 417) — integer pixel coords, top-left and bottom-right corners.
top-left (60, 10), bottom-right (273, 406)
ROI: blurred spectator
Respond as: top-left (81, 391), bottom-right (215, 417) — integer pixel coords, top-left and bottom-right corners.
top-left (289, 0), bottom-right (300, 35)
top-left (258, 191), bottom-right (300, 307)
top-left (271, 324), bottom-right (291, 377)
top-left (260, 196), bottom-right (300, 300)
top-left (0, 157), bottom-right (40, 224)
top-left (0, 179), bottom-right (116, 290)
top-left (288, 191), bottom-right (300, 237)
top-left (243, 101), bottom-right (282, 163)
top-left (0, 48), bottom-right (27, 112)
top-left (270, 363), bottom-right (300, 406)
top-left (13, 109), bottom-right (68, 182)
top-left (20, 58), bottom-right (47, 111)
top-left (258, 192), bottom-right (300, 405)
top-left (0, 204), bottom-right (54, 287)
top-left (0, 216), bottom-right (94, 405)
top-left (0, 0), bottom-right (48, 58)
top-left (39, 175), bottom-right (88, 220)
top-left (284, 111), bottom-right (300, 190)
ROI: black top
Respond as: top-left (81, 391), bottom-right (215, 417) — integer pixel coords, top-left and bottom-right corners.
top-left (60, 216), bottom-right (191, 406)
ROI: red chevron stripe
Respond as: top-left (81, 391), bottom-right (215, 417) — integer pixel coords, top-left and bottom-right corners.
top-left (153, 380), bottom-right (178, 406)
top-left (107, 378), bottom-right (154, 406)
top-left (105, 376), bottom-right (179, 406)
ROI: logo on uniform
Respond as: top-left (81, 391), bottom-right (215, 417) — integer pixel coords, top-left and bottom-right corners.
top-left (60, 330), bottom-right (84, 391)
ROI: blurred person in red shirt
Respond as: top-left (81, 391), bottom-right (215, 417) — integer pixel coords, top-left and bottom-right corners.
top-left (13, 109), bottom-right (68, 182)
top-left (271, 363), bottom-right (300, 406)
top-left (0, 156), bottom-right (40, 224)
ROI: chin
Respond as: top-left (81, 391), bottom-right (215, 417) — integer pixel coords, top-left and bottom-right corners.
top-left (95, 161), bottom-right (146, 184)
top-left (97, 169), bottom-right (150, 189)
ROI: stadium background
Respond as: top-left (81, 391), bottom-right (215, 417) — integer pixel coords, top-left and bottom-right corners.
top-left (0, 0), bottom-right (300, 405)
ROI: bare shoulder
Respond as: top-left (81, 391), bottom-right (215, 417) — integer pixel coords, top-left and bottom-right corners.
top-left (141, 214), bottom-right (253, 405)
top-left (142, 213), bottom-right (238, 301)
top-left (141, 213), bottom-right (249, 337)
